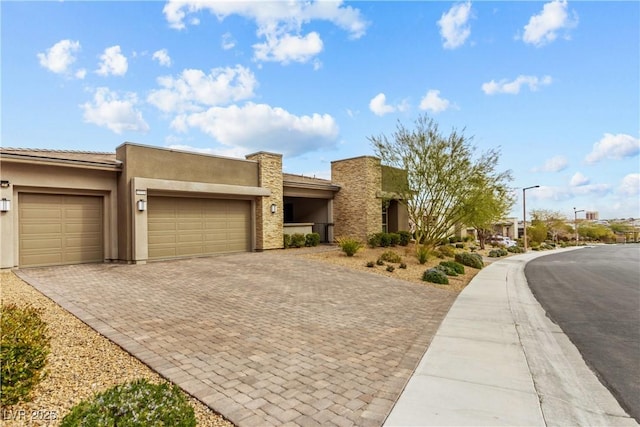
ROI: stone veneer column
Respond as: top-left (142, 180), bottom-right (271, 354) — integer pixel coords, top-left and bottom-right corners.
top-left (246, 152), bottom-right (283, 250)
top-left (331, 156), bottom-right (382, 242)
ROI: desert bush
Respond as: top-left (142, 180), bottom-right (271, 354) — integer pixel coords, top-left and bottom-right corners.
top-left (455, 252), bottom-right (484, 269)
top-left (398, 231), bottom-right (412, 246)
top-left (378, 250), bottom-right (402, 264)
top-left (366, 261), bottom-right (375, 268)
top-left (376, 259), bottom-right (385, 266)
top-left (435, 264), bottom-right (458, 276)
top-left (337, 237), bottom-right (363, 257)
top-left (283, 234), bottom-right (291, 248)
top-left (437, 245), bottom-right (456, 258)
top-left (367, 233), bottom-right (381, 248)
top-left (386, 265), bottom-right (395, 272)
top-left (289, 233), bottom-right (306, 248)
top-left (1, 304), bottom-right (50, 406)
top-left (507, 246), bottom-right (525, 253)
top-left (399, 262), bottom-right (407, 269)
top-left (416, 246), bottom-right (429, 264)
top-left (305, 232), bottom-right (320, 247)
top-left (379, 233), bottom-right (392, 247)
top-left (489, 248), bottom-right (508, 258)
top-left (60, 379), bottom-right (195, 427)
top-left (389, 233), bottom-right (401, 246)
top-left (455, 243), bottom-right (464, 249)
top-left (422, 268), bottom-right (449, 285)
top-left (439, 261), bottom-right (465, 275)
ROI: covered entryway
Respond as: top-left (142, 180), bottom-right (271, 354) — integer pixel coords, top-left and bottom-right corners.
top-left (147, 196), bottom-right (250, 260)
top-left (19, 193), bottom-right (104, 267)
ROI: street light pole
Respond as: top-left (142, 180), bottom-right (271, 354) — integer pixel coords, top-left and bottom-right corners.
top-left (574, 207), bottom-right (585, 246)
top-left (523, 185), bottom-right (540, 252)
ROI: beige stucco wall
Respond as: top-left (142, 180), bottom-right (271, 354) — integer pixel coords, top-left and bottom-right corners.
top-left (0, 161), bottom-right (119, 268)
top-left (331, 156), bottom-right (382, 242)
top-left (246, 152), bottom-right (283, 250)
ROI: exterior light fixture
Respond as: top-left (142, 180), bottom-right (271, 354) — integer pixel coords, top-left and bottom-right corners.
top-left (573, 207), bottom-right (585, 246)
top-left (137, 199), bottom-right (147, 212)
top-left (270, 203), bottom-right (277, 214)
top-left (522, 185), bottom-right (540, 252)
top-left (0, 180), bottom-right (9, 188)
top-left (0, 198), bottom-right (11, 212)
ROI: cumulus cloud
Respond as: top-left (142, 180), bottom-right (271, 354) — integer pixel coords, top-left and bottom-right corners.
top-left (585, 133), bottom-right (640, 164)
top-left (522, 0), bottom-right (578, 47)
top-left (162, 0), bottom-right (367, 65)
top-left (437, 2), bottom-right (472, 49)
top-left (369, 93), bottom-right (395, 116)
top-left (81, 87), bottom-right (149, 134)
top-left (569, 172), bottom-right (589, 187)
top-left (96, 45), bottom-right (128, 76)
top-left (152, 49), bottom-right (172, 67)
top-left (147, 65), bottom-right (257, 113)
top-left (222, 32), bottom-right (236, 50)
top-left (532, 155), bottom-right (568, 172)
top-left (619, 173), bottom-right (640, 197)
top-left (170, 102), bottom-right (339, 157)
top-left (419, 90), bottom-right (453, 113)
top-left (37, 39), bottom-right (81, 75)
top-left (482, 75), bottom-right (552, 95)
top-left (166, 143), bottom-right (249, 159)
top-left (530, 183), bottom-right (611, 203)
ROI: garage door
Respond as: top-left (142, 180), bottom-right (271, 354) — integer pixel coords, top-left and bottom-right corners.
top-left (148, 196), bottom-right (251, 260)
top-left (19, 194), bottom-right (103, 267)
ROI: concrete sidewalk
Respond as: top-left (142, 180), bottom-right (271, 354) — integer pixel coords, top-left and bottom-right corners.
top-left (384, 249), bottom-right (638, 426)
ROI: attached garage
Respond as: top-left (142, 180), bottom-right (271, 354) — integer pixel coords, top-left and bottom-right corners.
top-left (147, 196), bottom-right (251, 260)
top-left (19, 193), bottom-right (104, 267)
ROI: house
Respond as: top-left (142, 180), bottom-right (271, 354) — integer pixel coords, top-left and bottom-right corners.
top-left (0, 143), bottom-right (408, 268)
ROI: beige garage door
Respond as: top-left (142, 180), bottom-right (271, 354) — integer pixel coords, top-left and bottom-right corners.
top-left (19, 194), bottom-right (103, 267)
top-left (148, 196), bottom-right (251, 260)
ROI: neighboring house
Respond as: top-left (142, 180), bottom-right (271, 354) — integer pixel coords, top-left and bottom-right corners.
top-left (0, 144), bottom-right (408, 268)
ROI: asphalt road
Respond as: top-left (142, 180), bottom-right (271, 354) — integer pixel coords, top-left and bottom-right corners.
top-left (525, 244), bottom-right (640, 423)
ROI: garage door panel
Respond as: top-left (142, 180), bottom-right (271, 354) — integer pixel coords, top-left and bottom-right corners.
top-left (148, 196), bottom-right (250, 260)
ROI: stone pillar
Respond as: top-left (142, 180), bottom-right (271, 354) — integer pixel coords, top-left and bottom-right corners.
top-left (246, 152), bottom-right (283, 250)
top-left (331, 156), bottom-right (382, 242)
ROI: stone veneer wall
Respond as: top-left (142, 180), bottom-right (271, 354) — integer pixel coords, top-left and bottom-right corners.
top-left (331, 156), bottom-right (382, 242)
top-left (246, 152), bottom-right (283, 250)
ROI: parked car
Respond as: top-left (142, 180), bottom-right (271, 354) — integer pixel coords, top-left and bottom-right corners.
top-left (489, 235), bottom-right (517, 247)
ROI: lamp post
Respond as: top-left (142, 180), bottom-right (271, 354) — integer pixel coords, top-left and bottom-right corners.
top-left (522, 185), bottom-right (540, 252)
top-left (573, 207), bottom-right (585, 246)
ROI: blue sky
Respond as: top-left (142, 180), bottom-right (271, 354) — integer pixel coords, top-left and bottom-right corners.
top-left (2, 1), bottom-right (639, 220)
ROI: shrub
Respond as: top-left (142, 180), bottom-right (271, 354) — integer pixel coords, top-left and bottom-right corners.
top-left (448, 237), bottom-right (456, 244)
top-left (437, 245), bottom-right (456, 258)
top-left (416, 246), bottom-right (429, 264)
top-left (378, 250), bottom-right (402, 264)
top-left (422, 268), bottom-right (449, 285)
top-left (398, 231), bottom-right (412, 246)
top-left (61, 379), bottom-right (195, 427)
top-left (399, 262), bottom-right (407, 269)
top-left (367, 233), bottom-right (381, 248)
top-left (305, 232), bottom-right (320, 247)
top-left (386, 265), bottom-right (395, 272)
top-left (376, 259), bottom-right (385, 266)
top-left (435, 264), bottom-right (458, 276)
top-left (379, 233), bottom-right (392, 247)
top-left (455, 243), bottom-right (464, 249)
top-left (283, 234), bottom-right (291, 248)
top-left (455, 252), bottom-right (484, 269)
top-left (337, 237), bottom-right (363, 257)
top-left (488, 249), bottom-right (501, 258)
top-left (289, 233), bottom-right (306, 248)
top-left (507, 245), bottom-right (525, 253)
top-left (366, 261), bottom-right (375, 268)
top-left (439, 261), bottom-right (465, 275)
top-left (389, 233), bottom-right (401, 247)
top-left (1, 304), bottom-right (50, 406)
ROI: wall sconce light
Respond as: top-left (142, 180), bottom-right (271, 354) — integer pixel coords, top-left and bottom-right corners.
top-left (137, 199), bottom-right (147, 212)
top-left (270, 203), bottom-right (277, 214)
top-left (0, 180), bottom-right (9, 188)
top-left (0, 198), bottom-right (11, 212)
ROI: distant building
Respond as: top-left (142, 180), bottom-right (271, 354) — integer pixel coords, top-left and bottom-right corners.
top-left (586, 211), bottom-right (599, 221)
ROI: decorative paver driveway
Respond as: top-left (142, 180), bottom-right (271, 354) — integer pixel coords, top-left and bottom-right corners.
top-left (18, 250), bottom-right (456, 426)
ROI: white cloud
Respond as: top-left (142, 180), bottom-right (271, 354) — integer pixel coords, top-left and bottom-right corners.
top-left (531, 183), bottom-right (611, 202)
top-left (419, 90), bottom-right (452, 113)
top-left (222, 32), bottom-right (236, 50)
top-left (166, 143), bottom-right (249, 159)
top-left (569, 172), bottom-right (589, 187)
top-left (532, 155), bottom-right (568, 172)
top-left (152, 49), bottom-right (172, 67)
top-left (522, 0), bottom-right (578, 47)
top-left (170, 102), bottom-right (339, 157)
top-left (162, 0), bottom-right (367, 65)
top-left (619, 173), bottom-right (640, 197)
top-left (482, 75), bottom-right (552, 95)
top-left (37, 39), bottom-right (81, 74)
top-left (437, 2), bottom-right (472, 49)
top-left (585, 133), bottom-right (640, 164)
top-left (96, 45), bottom-right (128, 76)
top-left (147, 65), bottom-right (257, 113)
top-left (369, 93), bottom-right (395, 116)
top-left (75, 69), bottom-right (87, 79)
top-left (80, 87), bottom-right (149, 134)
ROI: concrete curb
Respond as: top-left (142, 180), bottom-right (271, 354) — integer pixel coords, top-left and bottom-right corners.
top-left (384, 249), bottom-right (638, 426)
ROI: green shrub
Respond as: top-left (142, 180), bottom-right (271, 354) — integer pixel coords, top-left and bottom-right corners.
top-left (283, 234), bottom-right (291, 248)
top-left (455, 252), bottom-right (484, 269)
top-left (386, 265), bottom-right (395, 272)
top-left (439, 261), bottom-right (465, 275)
top-left (376, 259), bottom-right (385, 266)
top-left (437, 245), bottom-right (456, 258)
top-left (366, 261), bottom-right (375, 268)
top-left (337, 237), bottom-right (363, 257)
top-left (398, 231), bottom-right (412, 246)
top-left (289, 233), bottom-right (306, 248)
top-left (389, 233), bottom-right (401, 247)
top-left (416, 246), bottom-right (429, 264)
top-left (455, 243), bottom-right (464, 249)
top-left (61, 379), bottom-right (195, 427)
top-left (507, 245), bottom-right (525, 253)
top-left (379, 233), bottom-right (392, 247)
top-left (422, 268), bottom-right (449, 285)
top-left (305, 232), bottom-right (320, 247)
top-left (435, 264), bottom-right (458, 276)
top-left (488, 249), bottom-right (501, 258)
top-left (399, 262), bottom-right (407, 269)
top-left (367, 233), bottom-right (381, 248)
top-left (378, 250), bottom-right (402, 264)
top-left (449, 237), bottom-right (456, 244)
top-left (1, 304), bottom-right (50, 406)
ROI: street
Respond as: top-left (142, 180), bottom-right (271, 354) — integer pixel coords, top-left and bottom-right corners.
top-left (525, 244), bottom-right (640, 422)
